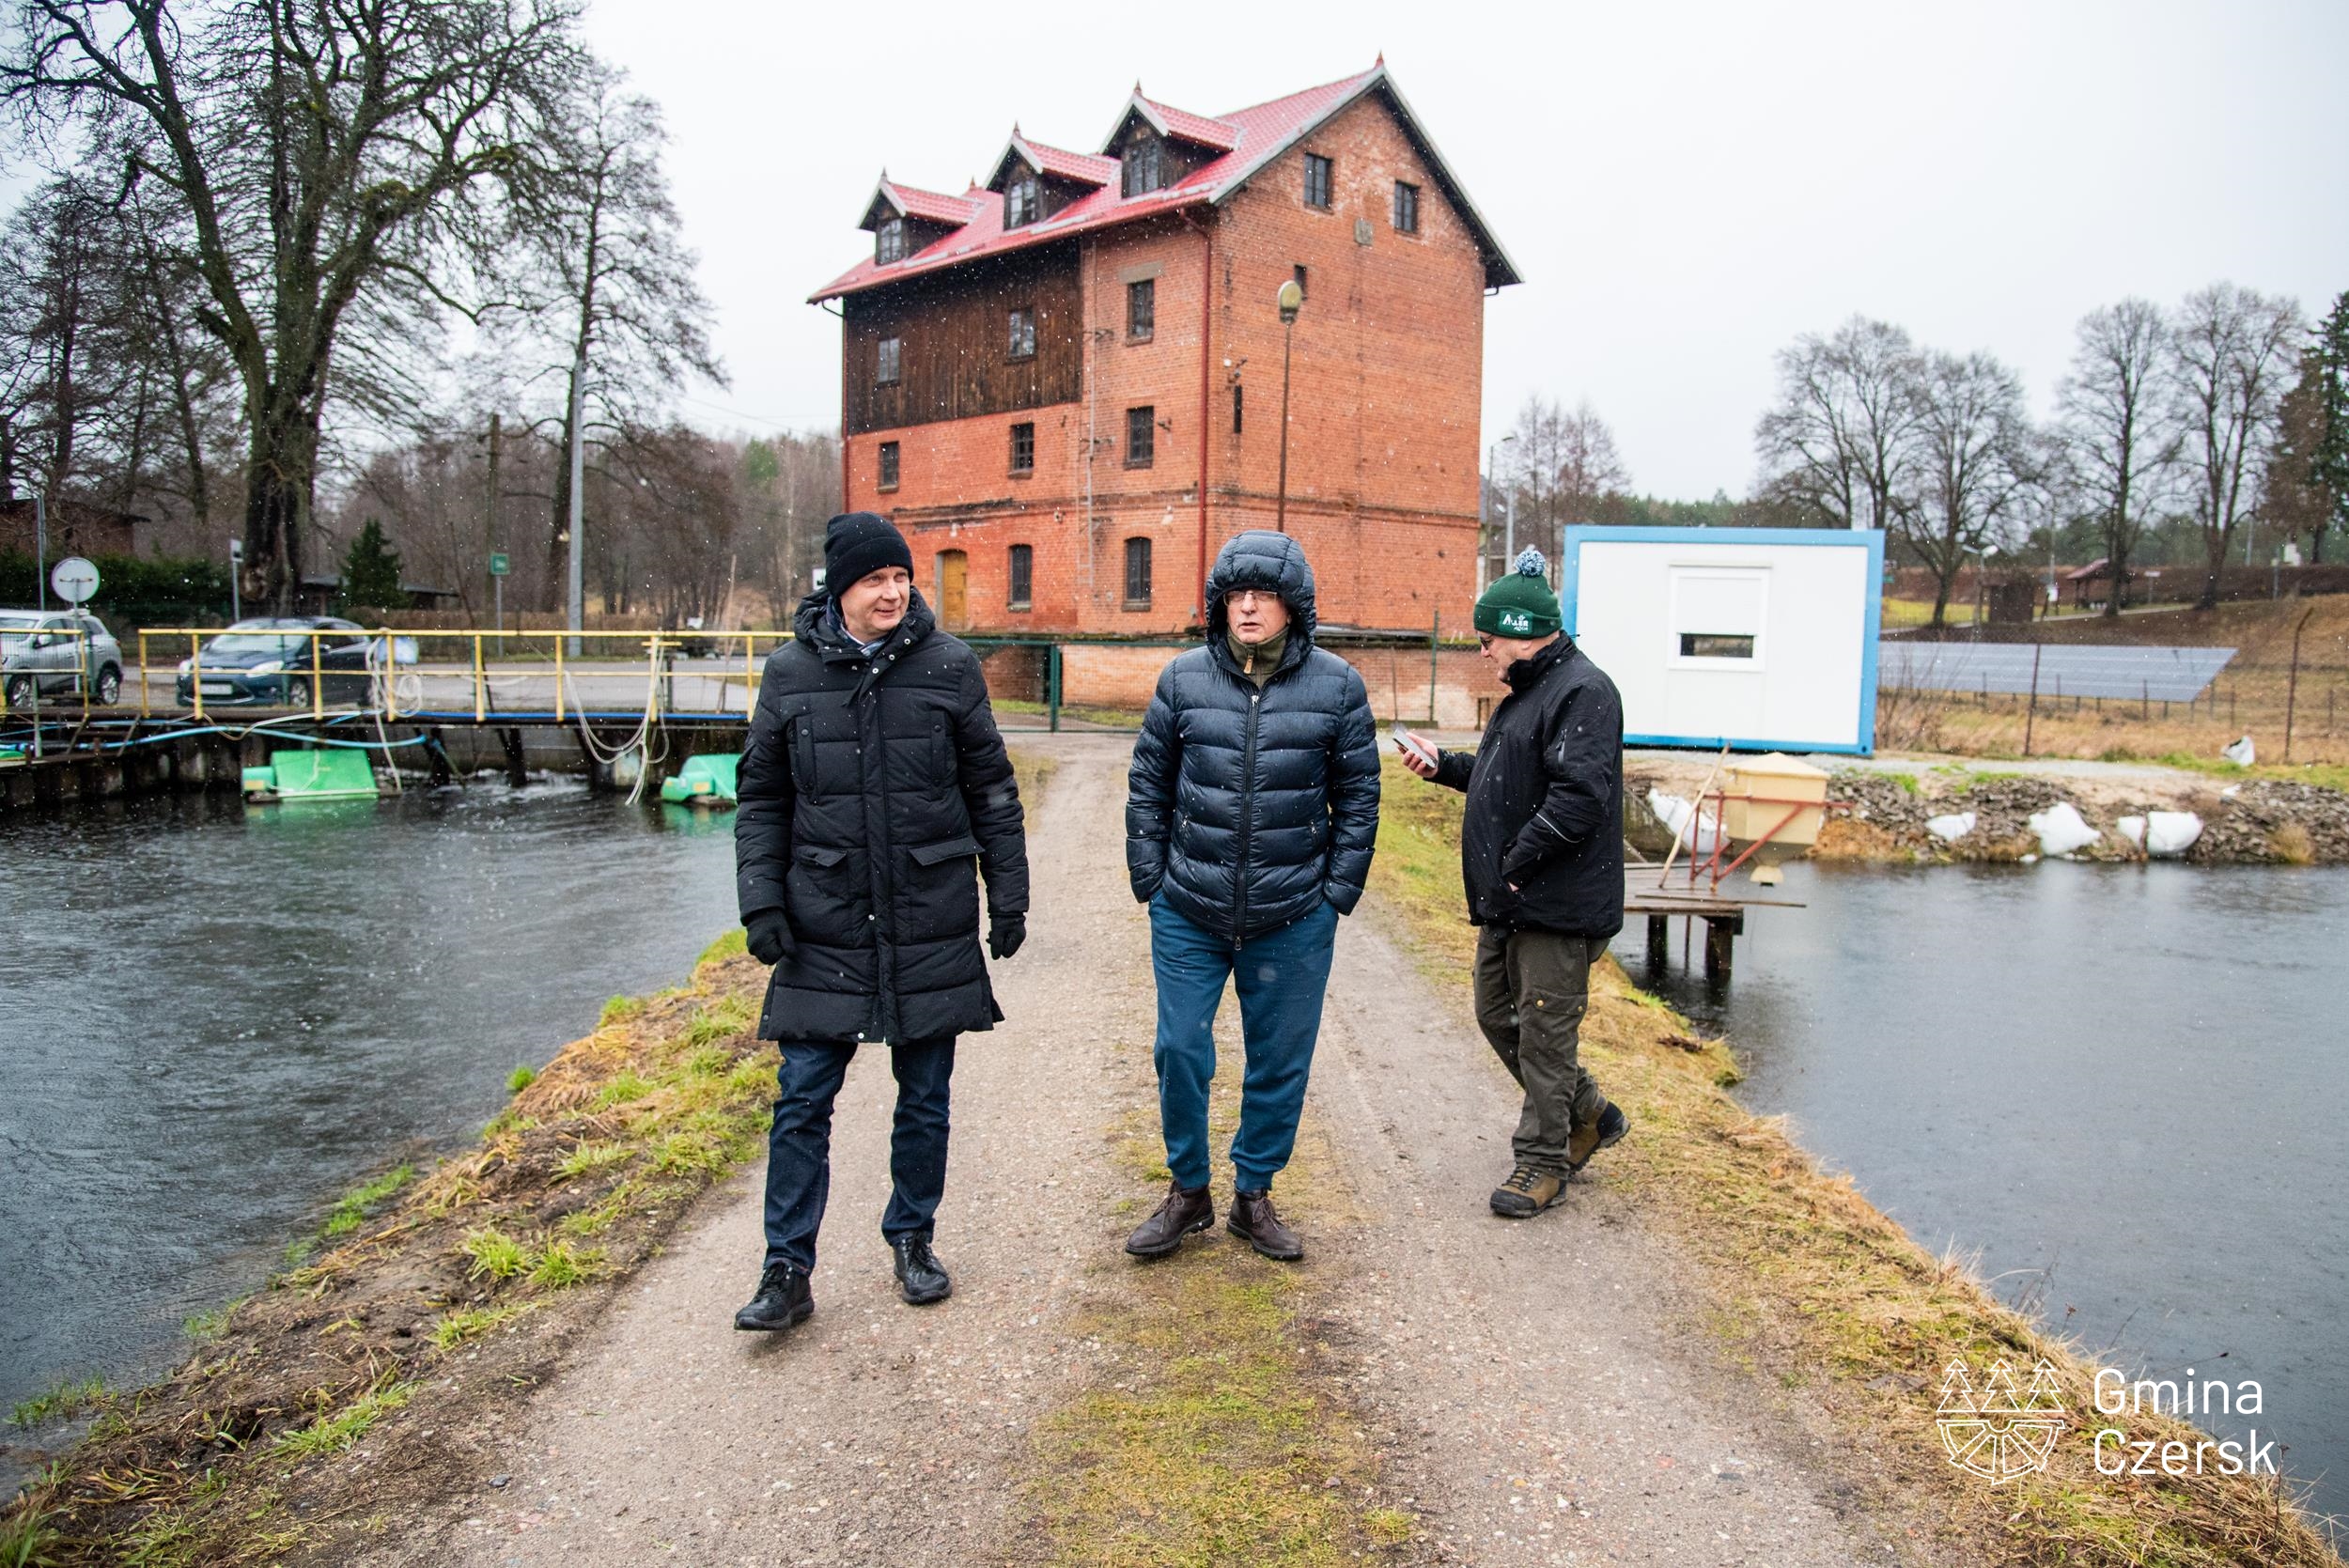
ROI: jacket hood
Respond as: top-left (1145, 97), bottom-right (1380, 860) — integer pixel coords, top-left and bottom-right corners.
top-left (1204, 531), bottom-right (1317, 644)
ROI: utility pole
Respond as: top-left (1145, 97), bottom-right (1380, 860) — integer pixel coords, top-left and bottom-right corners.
top-left (33, 493), bottom-right (47, 611)
top-left (567, 355), bottom-right (586, 658)
top-left (487, 412), bottom-right (504, 642)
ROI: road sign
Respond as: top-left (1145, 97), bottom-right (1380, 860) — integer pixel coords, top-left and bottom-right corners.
top-left (51, 556), bottom-right (99, 605)
top-left (490, 552), bottom-right (511, 577)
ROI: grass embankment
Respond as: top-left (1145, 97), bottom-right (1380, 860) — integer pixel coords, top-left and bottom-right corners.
top-left (1373, 753), bottom-right (2340, 1567)
top-left (0, 749), bottom-right (1061, 1568)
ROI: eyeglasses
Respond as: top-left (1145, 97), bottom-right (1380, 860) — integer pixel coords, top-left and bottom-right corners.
top-left (1476, 633), bottom-right (1496, 650)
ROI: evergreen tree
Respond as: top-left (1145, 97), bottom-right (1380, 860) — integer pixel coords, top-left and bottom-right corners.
top-left (2310, 291), bottom-right (2349, 560)
top-left (342, 519), bottom-right (405, 611)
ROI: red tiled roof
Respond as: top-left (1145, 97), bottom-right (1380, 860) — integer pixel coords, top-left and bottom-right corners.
top-left (868, 177), bottom-right (985, 228)
top-left (814, 65), bottom-right (1518, 302)
top-left (1004, 134), bottom-right (1117, 186)
top-left (1125, 93), bottom-right (1238, 151)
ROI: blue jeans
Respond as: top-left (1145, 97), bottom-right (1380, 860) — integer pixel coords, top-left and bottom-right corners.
top-left (762, 1036), bottom-right (954, 1273)
top-left (1147, 894), bottom-right (1339, 1192)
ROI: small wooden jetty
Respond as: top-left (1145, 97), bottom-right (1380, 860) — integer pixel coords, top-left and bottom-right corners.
top-left (1625, 870), bottom-right (1802, 980)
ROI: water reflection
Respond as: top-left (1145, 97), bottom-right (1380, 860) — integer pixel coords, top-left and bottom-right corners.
top-left (1614, 860), bottom-right (2349, 1516)
top-left (0, 784), bottom-right (739, 1420)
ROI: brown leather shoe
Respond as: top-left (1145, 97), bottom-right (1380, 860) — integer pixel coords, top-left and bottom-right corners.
top-left (1566, 1101), bottom-right (1629, 1174)
top-left (1227, 1188), bottom-right (1303, 1261)
top-left (1489, 1164), bottom-right (1564, 1218)
top-left (1125, 1180), bottom-right (1214, 1258)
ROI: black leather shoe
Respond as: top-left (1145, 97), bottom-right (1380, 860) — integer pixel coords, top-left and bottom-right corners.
top-left (1124, 1180), bottom-right (1214, 1258)
top-left (892, 1235), bottom-right (953, 1306)
top-left (1227, 1188), bottom-right (1303, 1262)
top-left (734, 1261), bottom-right (814, 1332)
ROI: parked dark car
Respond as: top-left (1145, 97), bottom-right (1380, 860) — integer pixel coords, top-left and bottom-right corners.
top-left (1, 608), bottom-right (125, 707)
top-left (174, 617), bottom-right (376, 707)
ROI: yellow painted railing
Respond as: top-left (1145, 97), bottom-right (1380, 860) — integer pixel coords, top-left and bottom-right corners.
top-left (131, 629), bottom-right (793, 722)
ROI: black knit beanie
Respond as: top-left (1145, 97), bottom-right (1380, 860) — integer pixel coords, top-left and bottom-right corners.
top-left (823, 511), bottom-right (913, 594)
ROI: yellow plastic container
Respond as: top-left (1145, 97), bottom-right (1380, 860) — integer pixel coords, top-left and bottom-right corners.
top-left (1719, 753), bottom-right (1829, 849)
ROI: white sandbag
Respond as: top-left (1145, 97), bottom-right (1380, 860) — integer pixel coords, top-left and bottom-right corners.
top-left (2115, 815), bottom-right (2146, 848)
top-left (2027, 800), bottom-right (2101, 857)
top-left (2222, 735), bottom-right (2256, 766)
top-left (2143, 811), bottom-right (2201, 857)
top-left (1646, 789), bottom-right (1722, 856)
top-left (1925, 811), bottom-right (1977, 842)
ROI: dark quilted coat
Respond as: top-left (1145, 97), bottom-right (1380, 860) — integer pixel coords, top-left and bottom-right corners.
top-left (1126, 532), bottom-right (1380, 941)
top-left (1430, 635), bottom-right (1624, 939)
top-left (735, 591), bottom-right (1029, 1044)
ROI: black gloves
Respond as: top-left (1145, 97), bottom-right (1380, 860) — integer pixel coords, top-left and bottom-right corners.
top-left (988, 912), bottom-right (1026, 960)
top-left (745, 908), bottom-right (796, 966)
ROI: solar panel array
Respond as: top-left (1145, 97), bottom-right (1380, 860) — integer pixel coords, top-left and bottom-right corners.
top-left (1876, 642), bottom-right (2236, 702)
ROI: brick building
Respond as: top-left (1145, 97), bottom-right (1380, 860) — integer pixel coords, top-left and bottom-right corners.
top-left (811, 63), bottom-right (1517, 637)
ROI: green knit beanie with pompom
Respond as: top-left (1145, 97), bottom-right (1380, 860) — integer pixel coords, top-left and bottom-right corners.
top-left (1474, 547), bottom-right (1561, 637)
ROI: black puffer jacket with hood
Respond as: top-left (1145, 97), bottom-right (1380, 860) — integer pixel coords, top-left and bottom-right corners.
top-left (735, 589), bottom-right (1028, 1045)
top-left (1126, 532), bottom-right (1380, 941)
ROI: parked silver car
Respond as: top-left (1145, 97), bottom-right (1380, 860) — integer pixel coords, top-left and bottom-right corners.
top-left (0, 608), bottom-right (125, 707)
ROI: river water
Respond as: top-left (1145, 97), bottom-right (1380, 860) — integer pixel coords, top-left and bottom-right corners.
top-left (1614, 860), bottom-right (2349, 1519)
top-left (0, 784), bottom-right (739, 1432)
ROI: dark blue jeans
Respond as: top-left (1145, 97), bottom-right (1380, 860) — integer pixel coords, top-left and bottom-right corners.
top-left (762, 1036), bottom-right (955, 1273)
top-left (1147, 893), bottom-right (1339, 1192)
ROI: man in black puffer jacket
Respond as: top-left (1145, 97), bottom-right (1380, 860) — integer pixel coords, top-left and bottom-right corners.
top-left (1400, 548), bottom-right (1627, 1221)
top-left (731, 512), bottom-right (1029, 1331)
top-left (1124, 531), bottom-right (1378, 1263)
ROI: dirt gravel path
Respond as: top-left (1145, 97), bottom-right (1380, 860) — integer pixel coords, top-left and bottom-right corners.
top-left (356, 740), bottom-right (1153, 1568)
top-left (356, 734), bottom-right (1907, 1566)
top-left (1309, 914), bottom-right (1904, 1565)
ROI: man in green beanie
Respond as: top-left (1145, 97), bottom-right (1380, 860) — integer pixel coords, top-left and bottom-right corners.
top-left (1397, 547), bottom-right (1628, 1218)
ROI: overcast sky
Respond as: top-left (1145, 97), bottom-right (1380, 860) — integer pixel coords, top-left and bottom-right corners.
top-left (579, 0), bottom-right (2343, 501)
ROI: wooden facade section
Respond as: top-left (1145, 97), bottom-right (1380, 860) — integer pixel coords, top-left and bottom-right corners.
top-left (842, 246), bottom-right (1084, 438)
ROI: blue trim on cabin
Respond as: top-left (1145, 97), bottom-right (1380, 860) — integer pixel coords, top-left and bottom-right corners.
top-left (1560, 525), bottom-right (1886, 755)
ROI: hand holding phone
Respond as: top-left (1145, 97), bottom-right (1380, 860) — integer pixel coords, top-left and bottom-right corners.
top-left (1392, 727), bottom-right (1439, 777)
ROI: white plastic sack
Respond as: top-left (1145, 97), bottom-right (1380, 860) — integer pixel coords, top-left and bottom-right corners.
top-left (2027, 800), bottom-right (2101, 857)
top-left (1646, 789), bottom-right (1722, 856)
top-left (2222, 735), bottom-right (2256, 766)
top-left (2115, 815), bottom-right (2146, 848)
top-left (2143, 811), bottom-right (2202, 857)
top-left (1925, 812), bottom-right (1977, 842)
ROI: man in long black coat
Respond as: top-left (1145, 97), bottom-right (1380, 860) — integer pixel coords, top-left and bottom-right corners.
top-left (731, 512), bottom-right (1029, 1330)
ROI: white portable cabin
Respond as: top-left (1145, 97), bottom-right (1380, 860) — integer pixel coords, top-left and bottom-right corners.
top-left (1559, 525), bottom-right (1884, 755)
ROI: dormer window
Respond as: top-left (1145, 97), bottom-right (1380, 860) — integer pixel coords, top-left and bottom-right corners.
top-left (1005, 176), bottom-right (1039, 228)
top-left (1122, 134), bottom-right (1163, 197)
top-left (877, 217), bottom-right (907, 263)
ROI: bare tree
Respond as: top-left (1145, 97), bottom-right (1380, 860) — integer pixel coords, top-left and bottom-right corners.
top-left (493, 65), bottom-right (723, 611)
top-left (4, 0), bottom-right (590, 607)
top-left (1754, 316), bottom-right (1922, 533)
top-left (0, 176), bottom-right (135, 505)
top-left (1903, 349), bottom-right (2033, 626)
top-left (2170, 283), bottom-right (2301, 609)
top-left (1504, 395), bottom-right (1628, 575)
top-left (2057, 299), bottom-right (2179, 616)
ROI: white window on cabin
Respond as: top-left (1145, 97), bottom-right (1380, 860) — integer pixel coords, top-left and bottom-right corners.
top-left (1668, 567), bottom-right (1767, 668)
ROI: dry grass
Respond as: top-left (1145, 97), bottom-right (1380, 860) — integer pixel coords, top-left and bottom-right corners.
top-left (1370, 753), bottom-right (2341, 1567)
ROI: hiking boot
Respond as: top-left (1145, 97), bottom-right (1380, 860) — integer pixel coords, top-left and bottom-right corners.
top-left (1227, 1188), bottom-right (1304, 1262)
top-left (1490, 1164), bottom-right (1565, 1219)
top-left (892, 1235), bottom-right (953, 1306)
top-left (1567, 1100), bottom-right (1629, 1175)
top-left (733, 1261), bottom-right (814, 1332)
top-left (1125, 1180), bottom-right (1214, 1259)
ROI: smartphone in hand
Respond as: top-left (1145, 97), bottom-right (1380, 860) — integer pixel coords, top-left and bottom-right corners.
top-left (1392, 726), bottom-right (1438, 771)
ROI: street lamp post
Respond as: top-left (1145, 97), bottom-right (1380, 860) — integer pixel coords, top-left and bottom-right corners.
top-left (1273, 280), bottom-right (1302, 533)
top-left (1483, 433), bottom-right (1517, 589)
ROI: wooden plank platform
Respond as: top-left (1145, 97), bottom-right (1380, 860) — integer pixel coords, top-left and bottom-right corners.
top-left (1624, 870), bottom-right (1804, 981)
